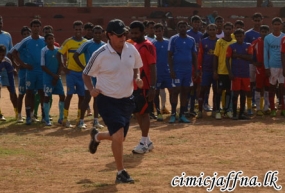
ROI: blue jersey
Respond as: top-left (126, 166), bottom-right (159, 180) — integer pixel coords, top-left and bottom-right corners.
top-left (0, 56), bottom-right (13, 73)
top-left (186, 29), bottom-right (203, 52)
top-left (264, 33), bottom-right (284, 69)
top-left (41, 46), bottom-right (60, 81)
top-left (168, 34), bottom-right (197, 71)
top-left (75, 40), bottom-right (105, 63)
top-left (0, 31), bottom-right (13, 54)
top-left (244, 29), bottom-right (260, 44)
top-left (227, 42), bottom-right (253, 78)
top-left (153, 38), bottom-right (170, 76)
top-left (16, 36), bottom-right (46, 71)
top-left (199, 37), bottom-right (218, 72)
top-left (9, 43), bottom-right (29, 78)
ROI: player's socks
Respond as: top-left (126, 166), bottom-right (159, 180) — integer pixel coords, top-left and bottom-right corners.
top-left (225, 91), bottom-right (231, 112)
top-left (14, 108), bottom-right (18, 118)
top-left (63, 109), bottom-right (69, 120)
top-left (49, 96), bottom-right (53, 108)
top-left (247, 96), bottom-right (252, 111)
top-left (232, 95), bottom-right (238, 116)
top-left (26, 107), bottom-right (31, 118)
top-left (264, 91), bottom-right (269, 110)
top-left (240, 94), bottom-right (246, 115)
top-left (58, 101), bottom-right (64, 120)
top-left (170, 102), bottom-right (177, 115)
top-left (43, 102), bottom-right (50, 122)
top-left (160, 89), bottom-right (166, 109)
top-left (179, 106), bottom-right (185, 116)
top-left (77, 109), bottom-right (81, 122)
top-left (260, 97), bottom-right (264, 111)
top-left (34, 93), bottom-right (40, 118)
top-left (221, 90), bottom-right (226, 110)
top-left (255, 91), bottom-right (261, 110)
top-left (140, 136), bottom-right (148, 145)
top-left (269, 91), bottom-right (275, 110)
top-left (215, 94), bottom-right (221, 112)
top-left (41, 107), bottom-right (45, 120)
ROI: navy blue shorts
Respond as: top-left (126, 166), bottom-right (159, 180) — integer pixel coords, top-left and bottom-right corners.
top-left (97, 94), bottom-right (135, 137)
top-left (201, 71), bottom-right (216, 87)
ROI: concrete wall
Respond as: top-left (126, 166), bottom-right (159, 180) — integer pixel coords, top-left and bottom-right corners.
top-left (0, 6), bottom-right (283, 44)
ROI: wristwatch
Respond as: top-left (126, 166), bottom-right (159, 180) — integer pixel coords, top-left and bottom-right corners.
top-left (150, 85), bottom-right (156, 89)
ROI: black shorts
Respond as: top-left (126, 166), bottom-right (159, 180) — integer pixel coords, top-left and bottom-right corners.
top-left (217, 74), bottom-right (231, 90)
top-left (96, 94), bottom-right (135, 137)
top-left (133, 89), bottom-right (152, 114)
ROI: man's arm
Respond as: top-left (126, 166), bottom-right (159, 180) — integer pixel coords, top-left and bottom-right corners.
top-left (12, 50), bottom-right (32, 70)
top-left (133, 68), bottom-right (143, 88)
top-left (73, 52), bottom-right (85, 70)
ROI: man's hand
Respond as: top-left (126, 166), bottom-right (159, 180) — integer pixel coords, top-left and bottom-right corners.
top-left (90, 88), bottom-right (101, 97)
top-left (265, 69), bottom-right (271, 77)
top-left (135, 78), bottom-right (143, 89)
top-left (146, 88), bottom-right (155, 102)
top-left (24, 64), bottom-right (33, 70)
top-left (52, 75), bottom-right (60, 86)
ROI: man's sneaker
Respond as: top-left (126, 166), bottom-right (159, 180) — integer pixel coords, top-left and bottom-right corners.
top-left (211, 111), bottom-right (216, 118)
top-left (179, 115), bottom-right (191, 123)
top-left (0, 114), bottom-right (6, 121)
top-left (17, 116), bottom-right (24, 123)
top-left (62, 119), bottom-right (74, 128)
top-left (281, 110), bottom-right (285, 117)
top-left (270, 110), bottom-right (277, 117)
top-left (215, 112), bottom-right (222, 120)
top-left (256, 110), bottom-right (264, 116)
top-left (239, 114), bottom-right (250, 120)
top-left (189, 111), bottom-right (197, 117)
top-left (93, 119), bottom-right (104, 129)
top-left (197, 111), bottom-right (203, 118)
top-left (168, 115), bottom-right (176, 123)
top-left (132, 143), bottom-right (148, 154)
top-left (49, 115), bottom-right (53, 121)
top-left (225, 111), bottom-right (233, 119)
top-left (45, 120), bottom-right (52, 126)
top-left (89, 128), bottom-right (100, 154)
top-left (26, 117), bottom-right (32, 125)
top-left (157, 114), bottom-right (163, 121)
top-left (148, 142), bottom-right (154, 151)
top-left (263, 109), bottom-right (271, 115)
top-left (149, 112), bottom-right (157, 119)
top-left (252, 103), bottom-right (257, 109)
top-left (86, 108), bottom-right (92, 116)
top-left (58, 118), bottom-right (63, 125)
top-left (78, 121), bottom-right (87, 129)
top-left (115, 170), bottom-right (134, 184)
top-left (232, 113), bottom-right (238, 120)
top-left (247, 109), bottom-right (254, 116)
top-left (32, 116), bottom-right (39, 122)
top-left (161, 107), bottom-right (170, 114)
top-left (203, 103), bottom-right (213, 112)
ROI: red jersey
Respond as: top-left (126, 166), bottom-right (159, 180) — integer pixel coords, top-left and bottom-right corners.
top-left (281, 36), bottom-right (285, 53)
top-left (252, 37), bottom-right (265, 72)
top-left (134, 39), bottom-right (156, 90)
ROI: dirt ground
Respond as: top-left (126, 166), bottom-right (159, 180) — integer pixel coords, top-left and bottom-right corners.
top-left (0, 77), bottom-right (285, 193)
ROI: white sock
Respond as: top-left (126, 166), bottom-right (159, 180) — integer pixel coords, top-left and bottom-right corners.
top-left (95, 133), bottom-right (100, 142)
top-left (140, 136), bottom-right (148, 145)
top-left (18, 113), bottom-right (21, 118)
top-left (255, 91), bottom-right (261, 110)
top-left (160, 89), bottom-right (166, 108)
top-left (264, 91), bottom-right (269, 110)
top-left (146, 136), bottom-right (151, 144)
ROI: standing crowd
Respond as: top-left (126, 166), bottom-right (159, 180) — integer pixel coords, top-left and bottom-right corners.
top-left (0, 12), bottom-right (285, 183)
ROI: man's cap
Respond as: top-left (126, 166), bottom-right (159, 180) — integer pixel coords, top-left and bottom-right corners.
top-left (106, 19), bottom-right (128, 35)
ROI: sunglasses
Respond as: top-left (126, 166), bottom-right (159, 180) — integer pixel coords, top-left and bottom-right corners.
top-left (112, 32), bottom-right (127, 38)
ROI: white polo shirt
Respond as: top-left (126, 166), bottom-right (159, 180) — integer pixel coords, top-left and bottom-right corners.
top-left (83, 41), bottom-right (143, 99)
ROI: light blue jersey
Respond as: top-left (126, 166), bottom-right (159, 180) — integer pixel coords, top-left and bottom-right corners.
top-left (16, 36), bottom-right (46, 72)
top-left (41, 46), bottom-right (60, 81)
top-left (264, 32), bottom-right (284, 69)
top-left (0, 31), bottom-right (13, 54)
top-left (75, 40), bottom-right (105, 63)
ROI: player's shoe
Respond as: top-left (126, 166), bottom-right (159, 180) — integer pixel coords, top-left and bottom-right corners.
top-left (252, 103), bottom-right (257, 109)
top-left (263, 109), bottom-right (271, 115)
top-left (149, 112), bottom-right (157, 119)
top-left (225, 111), bottom-right (233, 119)
top-left (168, 115), bottom-right (176, 123)
top-left (93, 119), bottom-right (104, 129)
top-left (161, 107), bottom-right (170, 114)
top-left (78, 121), bottom-right (87, 129)
top-left (57, 118), bottom-right (63, 125)
top-left (32, 116), bottom-right (39, 122)
top-left (215, 112), bottom-right (222, 120)
top-left (239, 114), bottom-right (250, 120)
top-left (62, 119), bottom-right (74, 128)
top-left (26, 117), bottom-right (32, 125)
top-left (232, 113), bottom-right (238, 120)
top-left (0, 114), bottom-right (6, 121)
top-left (270, 110), bottom-right (277, 117)
top-left (247, 109), bottom-right (254, 116)
top-left (44, 120), bottom-right (52, 126)
top-left (115, 170), bottom-right (134, 184)
top-left (17, 116), bottom-right (24, 123)
top-left (211, 111), bottom-right (216, 118)
top-left (179, 115), bottom-right (191, 123)
top-left (89, 128), bottom-right (100, 154)
top-left (256, 110), bottom-right (264, 116)
top-left (281, 110), bottom-right (285, 117)
top-left (189, 111), bottom-right (197, 117)
top-left (197, 111), bottom-right (203, 118)
top-left (203, 103), bottom-right (213, 112)
top-left (49, 115), bottom-right (53, 121)
top-left (132, 142), bottom-right (149, 154)
top-left (157, 114), bottom-right (163, 121)
top-left (148, 142), bottom-right (154, 151)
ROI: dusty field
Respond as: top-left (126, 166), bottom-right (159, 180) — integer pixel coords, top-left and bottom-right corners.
top-left (0, 77), bottom-right (285, 193)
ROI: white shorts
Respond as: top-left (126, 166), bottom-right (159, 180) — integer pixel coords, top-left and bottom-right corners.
top-left (269, 68), bottom-right (284, 85)
top-left (249, 64), bottom-right (256, 82)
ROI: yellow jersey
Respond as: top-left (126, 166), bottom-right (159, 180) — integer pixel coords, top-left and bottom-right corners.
top-left (58, 37), bottom-right (87, 72)
top-left (214, 38), bottom-right (236, 75)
